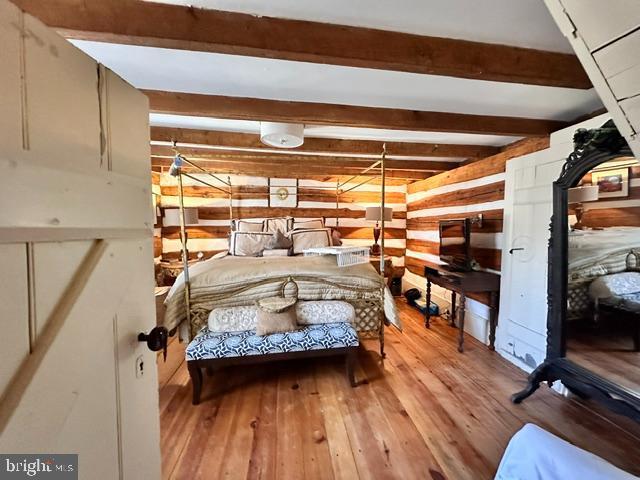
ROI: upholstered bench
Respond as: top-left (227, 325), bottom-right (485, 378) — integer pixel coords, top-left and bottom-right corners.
top-left (185, 322), bottom-right (359, 404)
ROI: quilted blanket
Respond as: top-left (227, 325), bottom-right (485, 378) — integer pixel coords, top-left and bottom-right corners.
top-left (163, 254), bottom-right (401, 337)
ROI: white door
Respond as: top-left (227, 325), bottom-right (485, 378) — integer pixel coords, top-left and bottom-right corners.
top-left (497, 151), bottom-right (565, 371)
top-left (497, 114), bottom-right (611, 373)
top-left (0, 3), bottom-right (161, 478)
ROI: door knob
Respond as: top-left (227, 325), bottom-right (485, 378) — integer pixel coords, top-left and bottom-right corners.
top-left (138, 326), bottom-right (169, 361)
top-left (509, 247), bottom-right (525, 254)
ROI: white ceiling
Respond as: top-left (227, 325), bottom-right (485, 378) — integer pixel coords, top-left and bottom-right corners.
top-left (68, 1), bottom-right (604, 152)
top-left (74, 41), bottom-right (601, 123)
top-left (146, 0), bottom-right (575, 53)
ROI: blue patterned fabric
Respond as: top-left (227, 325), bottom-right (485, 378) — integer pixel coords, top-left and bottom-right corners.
top-left (601, 292), bottom-right (640, 314)
top-left (186, 322), bottom-right (359, 361)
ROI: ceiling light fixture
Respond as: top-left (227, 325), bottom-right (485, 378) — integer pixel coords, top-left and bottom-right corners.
top-left (260, 122), bottom-right (304, 148)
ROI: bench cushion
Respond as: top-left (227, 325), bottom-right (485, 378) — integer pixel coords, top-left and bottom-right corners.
top-left (186, 322), bottom-right (359, 361)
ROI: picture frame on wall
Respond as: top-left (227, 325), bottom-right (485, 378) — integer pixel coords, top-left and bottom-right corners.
top-left (591, 167), bottom-right (629, 198)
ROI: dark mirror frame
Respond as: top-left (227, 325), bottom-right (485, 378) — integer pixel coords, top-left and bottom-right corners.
top-left (511, 120), bottom-right (640, 422)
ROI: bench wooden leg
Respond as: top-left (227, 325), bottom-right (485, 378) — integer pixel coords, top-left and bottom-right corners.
top-left (346, 350), bottom-right (357, 387)
top-left (188, 362), bottom-right (203, 405)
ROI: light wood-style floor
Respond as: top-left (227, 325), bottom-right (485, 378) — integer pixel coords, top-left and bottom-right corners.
top-left (158, 300), bottom-right (640, 479)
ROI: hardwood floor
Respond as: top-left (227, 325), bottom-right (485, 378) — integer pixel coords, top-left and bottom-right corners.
top-left (158, 300), bottom-right (640, 479)
top-left (567, 319), bottom-right (640, 394)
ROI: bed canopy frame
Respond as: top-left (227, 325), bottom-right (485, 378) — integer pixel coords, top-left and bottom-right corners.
top-left (149, 144), bottom-right (390, 356)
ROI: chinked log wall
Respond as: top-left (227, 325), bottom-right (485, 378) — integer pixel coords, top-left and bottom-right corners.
top-left (405, 137), bottom-right (550, 305)
top-left (157, 173), bottom-right (407, 270)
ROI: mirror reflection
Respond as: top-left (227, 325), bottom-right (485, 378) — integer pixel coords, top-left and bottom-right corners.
top-left (567, 156), bottom-right (640, 394)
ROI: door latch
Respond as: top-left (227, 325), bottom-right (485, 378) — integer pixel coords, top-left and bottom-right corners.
top-left (509, 247), bottom-right (525, 254)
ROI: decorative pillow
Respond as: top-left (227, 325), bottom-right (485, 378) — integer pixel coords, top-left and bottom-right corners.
top-left (296, 301), bottom-right (355, 325)
top-left (293, 218), bottom-right (325, 230)
top-left (255, 297), bottom-right (298, 336)
top-left (589, 272), bottom-right (640, 300)
top-left (265, 217), bottom-right (293, 233)
top-left (289, 228), bottom-right (332, 255)
top-left (232, 219), bottom-right (264, 232)
top-left (229, 231), bottom-right (272, 256)
top-left (265, 229), bottom-right (293, 249)
top-left (208, 306), bottom-right (257, 332)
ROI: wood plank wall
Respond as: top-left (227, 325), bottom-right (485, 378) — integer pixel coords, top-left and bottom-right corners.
top-left (404, 137), bottom-right (550, 304)
top-left (157, 172), bottom-right (407, 270)
top-left (578, 165), bottom-right (640, 228)
top-left (152, 171), bottom-right (162, 258)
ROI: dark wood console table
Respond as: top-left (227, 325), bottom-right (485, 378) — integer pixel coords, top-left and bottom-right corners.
top-left (424, 263), bottom-right (500, 353)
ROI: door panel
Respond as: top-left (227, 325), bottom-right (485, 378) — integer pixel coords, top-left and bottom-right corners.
top-left (0, 244), bottom-right (29, 394)
top-left (0, 4), bottom-right (160, 478)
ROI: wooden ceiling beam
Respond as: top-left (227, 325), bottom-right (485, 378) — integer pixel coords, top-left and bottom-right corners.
top-left (150, 126), bottom-right (500, 159)
top-left (145, 91), bottom-right (566, 137)
top-left (150, 145), bottom-right (457, 172)
top-left (12, 0), bottom-right (591, 89)
top-left (149, 157), bottom-right (432, 180)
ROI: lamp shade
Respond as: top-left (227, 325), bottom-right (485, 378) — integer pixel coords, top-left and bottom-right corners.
top-left (260, 122), bottom-right (304, 148)
top-left (365, 206), bottom-right (393, 222)
top-left (163, 208), bottom-right (199, 226)
top-left (568, 185), bottom-right (599, 203)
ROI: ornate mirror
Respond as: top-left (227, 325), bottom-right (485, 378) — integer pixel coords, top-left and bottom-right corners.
top-left (513, 120), bottom-right (640, 422)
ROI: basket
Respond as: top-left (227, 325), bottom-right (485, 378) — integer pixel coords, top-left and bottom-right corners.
top-left (303, 246), bottom-right (370, 267)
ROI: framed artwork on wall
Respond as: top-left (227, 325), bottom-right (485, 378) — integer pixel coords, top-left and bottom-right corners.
top-left (591, 167), bottom-right (629, 198)
top-left (269, 178), bottom-right (297, 207)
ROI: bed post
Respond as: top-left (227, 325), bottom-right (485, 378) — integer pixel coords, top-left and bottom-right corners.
top-left (335, 179), bottom-right (340, 228)
top-left (379, 144), bottom-right (387, 359)
top-left (176, 161), bottom-right (193, 330)
top-left (228, 175), bottom-right (233, 228)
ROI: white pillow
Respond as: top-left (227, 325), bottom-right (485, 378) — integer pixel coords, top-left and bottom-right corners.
top-left (232, 219), bottom-right (264, 232)
top-left (229, 231), bottom-right (272, 256)
top-left (289, 228), bottom-right (332, 255)
top-left (296, 301), bottom-right (355, 324)
top-left (265, 217), bottom-right (293, 233)
top-left (589, 272), bottom-right (640, 300)
top-left (293, 218), bottom-right (325, 230)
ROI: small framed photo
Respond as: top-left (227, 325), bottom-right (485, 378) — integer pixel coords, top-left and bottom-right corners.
top-left (591, 167), bottom-right (629, 198)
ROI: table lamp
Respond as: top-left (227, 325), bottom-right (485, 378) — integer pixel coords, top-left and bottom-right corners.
top-left (365, 206), bottom-right (393, 255)
top-left (568, 185), bottom-right (598, 229)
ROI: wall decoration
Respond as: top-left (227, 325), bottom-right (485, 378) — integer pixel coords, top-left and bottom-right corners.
top-left (591, 167), bottom-right (629, 198)
top-left (269, 178), bottom-right (297, 207)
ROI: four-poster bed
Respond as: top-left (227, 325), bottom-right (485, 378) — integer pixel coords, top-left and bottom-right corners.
top-left (156, 145), bottom-right (399, 367)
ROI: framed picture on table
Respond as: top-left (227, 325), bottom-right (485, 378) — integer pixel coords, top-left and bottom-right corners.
top-left (591, 167), bottom-right (629, 198)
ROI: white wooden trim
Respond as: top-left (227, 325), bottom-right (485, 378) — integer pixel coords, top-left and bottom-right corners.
top-left (0, 227), bottom-right (151, 244)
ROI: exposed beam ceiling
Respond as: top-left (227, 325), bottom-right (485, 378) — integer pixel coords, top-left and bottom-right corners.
top-left (145, 91), bottom-right (566, 137)
top-left (13, 0), bottom-right (591, 89)
top-left (150, 145), bottom-right (454, 172)
top-left (150, 126), bottom-right (500, 159)
top-left (150, 157), bottom-right (432, 180)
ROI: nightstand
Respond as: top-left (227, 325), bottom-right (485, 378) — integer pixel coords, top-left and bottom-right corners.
top-left (370, 255), bottom-right (394, 285)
